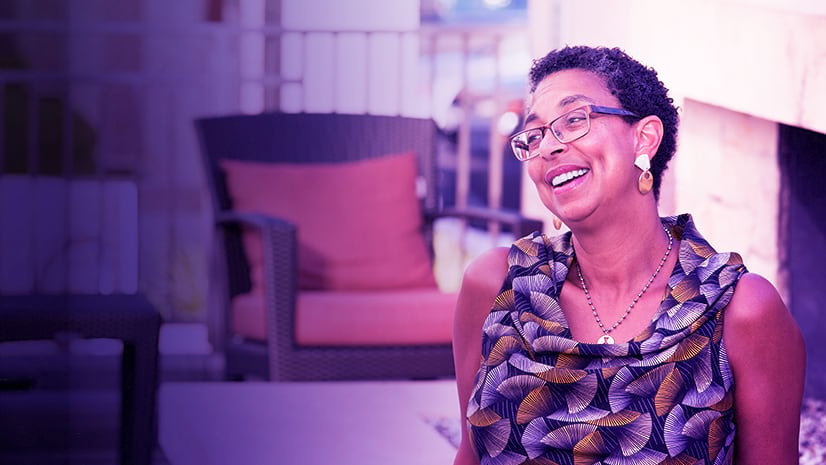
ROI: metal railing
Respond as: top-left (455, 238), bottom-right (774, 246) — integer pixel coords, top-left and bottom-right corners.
top-left (0, 15), bottom-right (528, 319)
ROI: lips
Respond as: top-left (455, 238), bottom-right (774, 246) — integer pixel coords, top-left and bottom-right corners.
top-left (544, 166), bottom-right (590, 188)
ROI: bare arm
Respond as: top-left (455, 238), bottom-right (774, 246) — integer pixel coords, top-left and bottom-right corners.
top-left (452, 247), bottom-right (510, 465)
top-left (724, 272), bottom-right (806, 465)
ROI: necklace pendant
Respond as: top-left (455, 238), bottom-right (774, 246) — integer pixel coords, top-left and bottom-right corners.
top-left (576, 226), bottom-right (673, 348)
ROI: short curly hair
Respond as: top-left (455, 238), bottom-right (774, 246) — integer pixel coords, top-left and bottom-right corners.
top-left (529, 46), bottom-right (679, 199)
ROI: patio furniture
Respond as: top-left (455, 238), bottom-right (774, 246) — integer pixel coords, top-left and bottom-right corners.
top-left (0, 294), bottom-right (161, 465)
top-left (196, 112), bottom-right (542, 381)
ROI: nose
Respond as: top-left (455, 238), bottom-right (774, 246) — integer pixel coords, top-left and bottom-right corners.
top-left (538, 128), bottom-right (566, 160)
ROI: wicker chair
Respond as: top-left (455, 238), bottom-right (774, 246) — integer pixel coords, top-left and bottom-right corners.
top-left (196, 112), bottom-right (542, 381)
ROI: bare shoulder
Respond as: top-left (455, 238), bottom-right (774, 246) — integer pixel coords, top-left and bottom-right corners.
top-left (461, 246), bottom-right (511, 294)
top-left (453, 247), bottom-right (510, 340)
top-left (724, 271), bottom-right (805, 366)
top-left (723, 276), bottom-right (805, 464)
top-left (452, 248), bottom-right (510, 465)
top-left (724, 272), bottom-right (793, 331)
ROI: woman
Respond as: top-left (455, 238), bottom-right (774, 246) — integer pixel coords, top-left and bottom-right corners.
top-left (452, 46), bottom-right (805, 465)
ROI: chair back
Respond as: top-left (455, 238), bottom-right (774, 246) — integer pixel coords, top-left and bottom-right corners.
top-left (195, 112), bottom-right (440, 298)
top-left (197, 112), bottom-right (439, 212)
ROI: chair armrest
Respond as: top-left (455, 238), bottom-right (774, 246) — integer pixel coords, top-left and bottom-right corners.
top-left (215, 210), bottom-right (296, 234)
top-left (214, 210), bottom-right (298, 379)
top-left (427, 206), bottom-right (544, 238)
top-left (214, 210), bottom-right (297, 297)
top-left (214, 212), bottom-right (297, 288)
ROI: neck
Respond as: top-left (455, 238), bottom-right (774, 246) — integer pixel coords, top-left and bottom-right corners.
top-left (569, 212), bottom-right (671, 295)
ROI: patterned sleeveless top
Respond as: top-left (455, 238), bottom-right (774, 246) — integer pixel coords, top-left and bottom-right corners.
top-left (468, 214), bottom-right (747, 465)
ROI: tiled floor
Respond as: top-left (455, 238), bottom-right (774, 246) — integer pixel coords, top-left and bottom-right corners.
top-left (800, 397), bottom-right (826, 464)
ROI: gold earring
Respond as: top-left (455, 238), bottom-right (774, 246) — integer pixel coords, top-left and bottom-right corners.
top-left (553, 216), bottom-right (563, 230)
top-left (634, 154), bottom-right (653, 195)
top-left (638, 170), bottom-right (653, 195)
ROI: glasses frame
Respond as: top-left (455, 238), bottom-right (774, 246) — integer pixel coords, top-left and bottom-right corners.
top-left (509, 105), bottom-right (639, 161)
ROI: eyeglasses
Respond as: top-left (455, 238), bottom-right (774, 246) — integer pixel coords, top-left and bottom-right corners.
top-left (509, 105), bottom-right (639, 161)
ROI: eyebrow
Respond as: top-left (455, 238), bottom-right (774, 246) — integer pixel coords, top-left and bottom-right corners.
top-left (523, 94), bottom-right (596, 127)
top-left (558, 94), bottom-right (595, 107)
top-left (523, 112), bottom-right (540, 127)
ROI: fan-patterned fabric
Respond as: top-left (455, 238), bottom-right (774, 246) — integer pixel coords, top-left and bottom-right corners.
top-left (468, 214), bottom-right (747, 465)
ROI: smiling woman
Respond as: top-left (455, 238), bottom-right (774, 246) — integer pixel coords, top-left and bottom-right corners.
top-left (451, 46), bottom-right (806, 465)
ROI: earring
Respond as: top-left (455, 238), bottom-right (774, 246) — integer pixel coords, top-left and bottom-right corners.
top-left (634, 154), bottom-right (653, 195)
top-left (553, 216), bottom-right (563, 230)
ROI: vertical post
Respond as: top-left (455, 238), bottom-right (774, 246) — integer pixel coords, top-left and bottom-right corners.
top-left (364, 31), bottom-right (371, 114)
top-left (27, 83), bottom-right (38, 176)
top-left (487, 33), bottom-right (504, 240)
top-left (300, 31), bottom-right (307, 111)
top-left (427, 31), bottom-right (437, 125)
top-left (63, 14), bottom-right (74, 292)
top-left (62, 80), bottom-right (73, 292)
top-left (455, 32), bottom-right (471, 210)
top-left (96, 74), bottom-right (108, 295)
top-left (331, 30), bottom-right (338, 114)
top-left (427, 30), bottom-right (438, 210)
top-left (240, 0), bottom-right (266, 114)
top-left (0, 83), bottom-right (5, 171)
top-left (27, 81), bottom-right (40, 292)
top-left (454, 32), bottom-right (473, 262)
top-left (397, 31), bottom-right (405, 116)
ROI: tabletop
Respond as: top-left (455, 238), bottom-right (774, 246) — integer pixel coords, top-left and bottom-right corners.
top-left (159, 379), bottom-right (460, 465)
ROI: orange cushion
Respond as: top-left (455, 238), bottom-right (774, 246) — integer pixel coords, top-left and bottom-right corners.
top-left (230, 290), bottom-right (457, 346)
top-left (220, 153), bottom-right (437, 291)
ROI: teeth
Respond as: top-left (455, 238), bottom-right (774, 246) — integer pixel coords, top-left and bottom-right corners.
top-left (551, 168), bottom-right (589, 187)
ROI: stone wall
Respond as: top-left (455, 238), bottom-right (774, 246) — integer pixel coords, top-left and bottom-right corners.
top-left (675, 100), bottom-right (782, 292)
top-left (523, 0), bottom-right (826, 398)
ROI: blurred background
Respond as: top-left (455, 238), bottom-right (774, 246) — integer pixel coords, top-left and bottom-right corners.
top-left (1, 0), bottom-right (824, 463)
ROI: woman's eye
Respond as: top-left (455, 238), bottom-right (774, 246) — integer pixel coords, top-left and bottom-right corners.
top-left (526, 131), bottom-right (543, 145)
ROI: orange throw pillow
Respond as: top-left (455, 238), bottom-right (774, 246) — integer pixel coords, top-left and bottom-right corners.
top-left (220, 152), bottom-right (437, 291)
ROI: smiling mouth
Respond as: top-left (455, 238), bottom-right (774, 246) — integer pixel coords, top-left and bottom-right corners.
top-left (551, 168), bottom-right (589, 187)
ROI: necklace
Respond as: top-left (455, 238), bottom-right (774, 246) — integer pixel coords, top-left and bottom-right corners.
top-left (575, 226), bottom-right (673, 344)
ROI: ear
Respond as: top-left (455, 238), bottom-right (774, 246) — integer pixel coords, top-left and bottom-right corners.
top-left (634, 115), bottom-right (664, 160)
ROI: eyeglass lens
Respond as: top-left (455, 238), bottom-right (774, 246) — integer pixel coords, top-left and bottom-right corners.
top-left (511, 108), bottom-right (590, 160)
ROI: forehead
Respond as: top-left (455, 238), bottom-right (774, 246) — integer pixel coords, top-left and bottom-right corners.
top-left (527, 69), bottom-right (616, 120)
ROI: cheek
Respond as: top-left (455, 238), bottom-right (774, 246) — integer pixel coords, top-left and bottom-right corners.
top-left (525, 159), bottom-right (558, 213)
top-left (526, 159), bottom-right (546, 187)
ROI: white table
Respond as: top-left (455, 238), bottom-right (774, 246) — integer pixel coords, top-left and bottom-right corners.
top-left (159, 379), bottom-right (460, 465)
